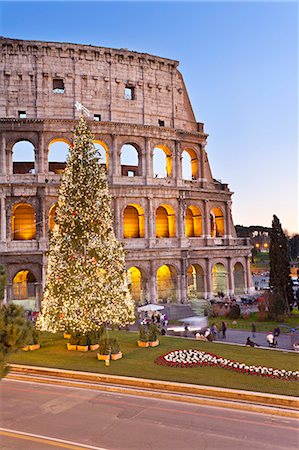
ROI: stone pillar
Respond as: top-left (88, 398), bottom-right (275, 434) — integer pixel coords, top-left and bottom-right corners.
top-left (108, 136), bottom-right (114, 178)
top-left (0, 134), bottom-right (7, 174)
top-left (38, 131), bottom-right (45, 174)
top-left (147, 197), bottom-right (155, 246)
top-left (180, 257), bottom-right (188, 304)
top-left (42, 254), bottom-right (47, 290)
top-left (225, 201), bottom-right (232, 238)
top-left (149, 261), bottom-right (157, 303)
top-left (176, 272), bottom-right (182, 304)
top-left (111, 135), bottom-right (120, 177)
top-left (174, 141), bottom-right (181, 183)
top-left (227, 257), bottom-right (234, 296)
top-left (1, 195), bottom-right (6, 241)
top-left (178, 197), bottom-right (185, 238)
top-left (200, 143), bottom-right (206, 187)
top-left (203, 200), bottom-right (210, 237)
top-left (205, 258), bottom-right (213, 299)
top-left (145, 137), bottom-right (153, 181)
top-left (245, 256), bottom-right (254, 294)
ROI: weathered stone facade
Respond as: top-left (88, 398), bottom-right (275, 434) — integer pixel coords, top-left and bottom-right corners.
top-left (0, 37), bottom-right (253, 310)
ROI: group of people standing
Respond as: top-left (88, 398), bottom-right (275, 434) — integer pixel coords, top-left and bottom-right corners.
top-left (209, 322), bottom-right (227, 339)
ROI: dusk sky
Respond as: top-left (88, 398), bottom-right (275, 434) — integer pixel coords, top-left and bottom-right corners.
top-left (0, 1), bottom-right (298, 234)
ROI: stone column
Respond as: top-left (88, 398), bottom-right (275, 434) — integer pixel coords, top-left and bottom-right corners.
top-left (200, 143), bottom-right (206, 187)
top-left (1, 195), bottom-right (6, 241)
top-left (38, 131), bottom-right (45, 174)
top-left (42, 254), bottom-right (47, 290)
top-left (203, 200), bottom-right (210, 237)
top-left (145, 137), bottom-right (153, 181)
top-left (245, 256), bottom-right (254, 294)
top-left (225, 201), bottom-right (232, 238)
top-left (108, 135), bottom-right (114, 178)
top-left (178, 197), bottom-right (185, 238)
top-left (227, 257), bottom-right (234, 296)
top-left (111, 135), bottom-right (121, 177)
top-left (0, 134), bottom-right (7, 174)
top-left (149, 261), bottom-right (157, 303)
top-left (174, 141), bottom-right (181, 184)
top-left (180, 257), bottom-right (188, 304)
top-left (147, 197), bottom-right (155, 246)
top-left (205, 258), bottom-right (213, 299)
top-left (176, 273), bottom-right (182, 304)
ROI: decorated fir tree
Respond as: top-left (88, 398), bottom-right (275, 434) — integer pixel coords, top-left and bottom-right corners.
top-left (37, 117), bottom-right (135, 336)
top-left (269, 215), bottom-right (294, 316)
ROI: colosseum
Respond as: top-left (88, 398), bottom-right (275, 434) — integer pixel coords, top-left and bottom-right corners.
top-left (0, 37), bottom-right (253, 311)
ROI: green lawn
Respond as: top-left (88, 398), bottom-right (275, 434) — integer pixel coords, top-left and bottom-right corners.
top-left (7, 331), bottom-right (299, 397)
top-left (208, 313), bottom-right (299, 332)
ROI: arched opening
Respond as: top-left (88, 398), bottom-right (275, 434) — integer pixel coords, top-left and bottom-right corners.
top-left (234, 262), bottom-right (245, 295)
top-left (12, 141), bottom-right (35, 174)
top-left (156, 264), bottom-right (177, 303)
top-left (185, 206), bottom-right (202, 237)
top-left (127, 266), bottom-right (143, 301)
top-left (48, 139), bottom-right (70, 174)
top-left (182, 149), bottom-right (198, 180)
top-left (12, 203), bottom-right (36, 240)
top-left (49, 204), bottom-right (57, 231)
top-left (93, 140), bottom-right (108, 168)
top-left (212, 263), bottom-right (227, 296)
top-left (210, 207), bottom-right (224, 237)
top-left (120, 144), bottom-right (140, 176)
top-left (123, 204), bottom-right (145, 238)
top-left (153, 145), bottom-right (172, 178)
top-left (156, 205), bottom-right (176, 238)
top-left (12, 270), bottom-right (37, 310)
top-left (187, 264), bottom-right (205, 299)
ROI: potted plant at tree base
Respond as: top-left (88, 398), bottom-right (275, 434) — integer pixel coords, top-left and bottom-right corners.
top-left (76, 333), bottom-right (89, 352)
top-left (89, 329), bottom-right (103, 351)
top-left (148, 324), bottom-right (159, 347)
top-left (63, 331), bottom-right (71, 339)
top-left (110, 338), bottom-right (122, 360)
top-left (138, 326), bottom-right (149, 347)
top-left (97, 338), bottom-right (111, 361)
top-left (29, 328), bottom-right (41, 350)
top-left (67, 332), bottom-right (79, 351)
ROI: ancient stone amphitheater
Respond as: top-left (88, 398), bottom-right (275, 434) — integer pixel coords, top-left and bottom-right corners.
top-left (0, 37), bottom-right (253, 311)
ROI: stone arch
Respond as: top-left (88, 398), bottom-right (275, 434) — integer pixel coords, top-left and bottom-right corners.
top-left (156, 264), bottom-right (177, 303)
top-left (185, 205), bottom-right (202, 237)
top-left (153, 145), bottom-right (172, 178)
top-left (234, 262), bottom-right (245, 295)
top-left (187, 264), bottom-right (205, 299)
top-left (127, 266), bottom-right (146, 302)
top-left (120, 143), bottom-right (141, 176)
top-left (123, 204), bottom-right (145, 238)
top-left (12, 140), bottom-right (35, 174)
top-left (48, 138), bottom-right (70, 174)
top-left (210, 207), bottom-right (225, 237)
top-left (182, 148), bottom-right (199, 180)
top-left (212, 263), bottom-right (227, 296)
top-left (11, 203), bottom-right (36, 240)
top-left (11, 269), bottom-right (37, 308)
top-left (93, 140), bottom-right (108, 168)
top-left (49, 204), bottom-right (57, 231)
top-left (156, 204), bottom-right (176, 238)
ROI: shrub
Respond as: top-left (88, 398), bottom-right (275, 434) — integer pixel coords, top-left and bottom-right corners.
top-left (98, 338), bottom-right (119, 355)
top-left (88, 328), bottom-right (103, 345)
top-left (30, 328), bottom-right (39, 345)
top-left (228, 304), bottom-right (240, 320)
top-left (139, 326), bottom-right (149, 342)
top-left (148, 324), bottom-right (158, 342)
top-left (69, 332), bottom-right (81, 345)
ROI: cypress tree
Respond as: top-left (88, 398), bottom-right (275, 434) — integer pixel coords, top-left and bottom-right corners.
top-left (269, 215), bottom-right (294, 315)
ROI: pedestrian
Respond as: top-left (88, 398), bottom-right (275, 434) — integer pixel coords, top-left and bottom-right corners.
top-left (273, 326), bottom-right (280, 337)
top-left (251, 322), bottom-right (256, 338)
top-left (221, 321), bottom-right (227, 338)
top-left (216, 322), bottom-right (221, 339)
top-left (210, 323), bottom-right (216, 338)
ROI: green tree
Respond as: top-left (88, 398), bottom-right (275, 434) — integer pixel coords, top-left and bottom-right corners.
top-left (37, 117), bottom-right (135, 337)
top-left (269, 215), bottom-right (294, 316)
top-left (0, 264), bottom-right (7, 304)
top-left (0, 304), bottom-right (33, 377)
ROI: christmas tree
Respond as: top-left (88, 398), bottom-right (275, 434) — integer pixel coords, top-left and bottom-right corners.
top-left (269, 215), bottom-right (294, 316)
top-left (37, 117), bottom-right (135, 336)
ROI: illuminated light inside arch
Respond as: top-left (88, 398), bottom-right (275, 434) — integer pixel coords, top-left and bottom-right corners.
top-left (48, 139), bottom-right (70, 174)
top-left (185, 206), bottom-right (202, 237)
top-left (156, 205), bottom-right (176, 238)
top-left (12, 270), bottom-right (36, 301)
top-left (153, 145), bottom-right (172, 178)
top-left (234, 262), bottom-right (245, 295)
top-left (49, 204), bottom-right (57, 231)
top-left (156, 264), bottom-right (177, 303)
top-left (182, 148), bottom-right (199, 180)
top-left (12, 203), bottom-right (36, 240)
top-left (127, 266), bottom-right (142, 301)
top-left (187, 264), bottom-right (205, 298)
top-left (93, 140), bottom-right (108, 167)
top-left (123, 204), bottom-right (145, 238)
top-left (210, 207), bottom-right (224, 237)
top-left (12, 141), bottom-right (35, 174)
top-left (212, 263), bottom-right (227, 295)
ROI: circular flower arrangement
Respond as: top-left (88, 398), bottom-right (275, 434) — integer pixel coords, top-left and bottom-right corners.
top-left (155, 349), bottom-right (299, 381)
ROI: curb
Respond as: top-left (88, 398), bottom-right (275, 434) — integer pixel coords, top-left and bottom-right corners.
top-left (8, 364), bottom-right (299, 418)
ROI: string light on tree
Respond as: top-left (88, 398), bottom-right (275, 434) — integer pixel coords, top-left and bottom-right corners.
top-left (37, 116), bottom-right (135, 335)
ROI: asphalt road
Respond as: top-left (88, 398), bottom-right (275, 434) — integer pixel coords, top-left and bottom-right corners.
top-left (1, 379), bottom-right (298, 450)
